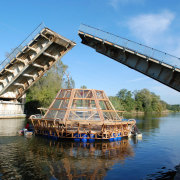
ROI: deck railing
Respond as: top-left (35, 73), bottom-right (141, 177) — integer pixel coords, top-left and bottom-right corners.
top-left (0, 23), bottom-right (45, 72)
top-left (79, 24), bottom-right (180, 69)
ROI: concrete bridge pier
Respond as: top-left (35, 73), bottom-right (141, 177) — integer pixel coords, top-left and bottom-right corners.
top-left (0, 94), bottom-right (26, 119)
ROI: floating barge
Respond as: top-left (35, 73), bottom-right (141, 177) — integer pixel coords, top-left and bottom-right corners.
top-left (30, 89), bottom-right (136, 142)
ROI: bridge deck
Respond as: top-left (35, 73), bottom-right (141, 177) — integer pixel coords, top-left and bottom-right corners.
top-left (78, 24), bottom-right (180, 92)
top-left (0, 24), bottom-right (76, 100)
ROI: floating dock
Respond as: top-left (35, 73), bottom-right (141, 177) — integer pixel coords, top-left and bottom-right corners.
top-left (30, 89), bottom-right (136, 142)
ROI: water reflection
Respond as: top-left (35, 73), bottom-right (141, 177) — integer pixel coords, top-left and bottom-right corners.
top-left (1, 113), bottom-right (179, 179)
top-left (125, 113), bottom-right (168, 134)
top-left (0, 118), bottom-right (25, 136)
top-left (0, 137), bottom-right (134, 180)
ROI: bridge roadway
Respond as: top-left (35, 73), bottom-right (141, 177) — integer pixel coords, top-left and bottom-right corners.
top-left (78, 24), bottom-right (180, 92)
top-left (0, 24), bottom-right (76, 100)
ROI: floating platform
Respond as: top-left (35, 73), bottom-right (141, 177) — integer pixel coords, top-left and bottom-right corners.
top-left (30, 89), bottom-right (136, 141)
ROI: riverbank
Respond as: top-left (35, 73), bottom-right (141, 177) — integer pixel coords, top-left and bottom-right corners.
top-left (123, 110), bottom-right (170, 116)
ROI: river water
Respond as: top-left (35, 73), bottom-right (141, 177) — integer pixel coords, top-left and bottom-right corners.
top-left (0, 113), bottom-right (180, 179)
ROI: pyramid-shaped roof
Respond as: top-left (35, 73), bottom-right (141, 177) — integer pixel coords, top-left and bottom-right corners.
top-left (43, 89), bottom-right (122, 124)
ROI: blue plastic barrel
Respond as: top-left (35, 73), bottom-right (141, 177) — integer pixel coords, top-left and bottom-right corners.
top-left (109, 137), bottom-right (114, 141)
top-left (81, 134), bottom-right (87, 143)
top-left (74, 133), bottom-right (80, 142)
top-left (113, 133), bottom-right (118, 141)
top-left (117, 133), bottom-right (122, 141)
top-left (89, 134), bottom-right (95, 143)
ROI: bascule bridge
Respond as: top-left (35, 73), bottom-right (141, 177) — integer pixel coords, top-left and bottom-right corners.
top-left (78, 24), bottom-right (180, 92)
top-left (0, 24), bottom-right (76, 118)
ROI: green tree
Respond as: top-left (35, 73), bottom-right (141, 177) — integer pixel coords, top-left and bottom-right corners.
top-left (167, 104), bottom-right (180, 112)
top-left (109, 96), bottom-right (124, 111)
top-left (134, 89), bottom-right (165, 113)
top-left (134, 89), bottom-right (152, 112)
top-left (151, 93), bottom-right (162, 112)
top-left (117, 89), bottom-right (127, 101)
top-left (116, 89), bottom-right (135, 111)
top-left (110, 88), bottom-right (168, 113)
top-left (26, 61), bottom-right (74, 109)
top-left (80, 85), bottom-right (87, 89)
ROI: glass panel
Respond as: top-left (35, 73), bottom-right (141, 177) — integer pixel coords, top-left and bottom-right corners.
top-left (71, 99), bottom-right (82, 108)
top-left (102, 111), bottom-right (120, 120)
top-left (90, 100), bottom-right (96, 109)
top-left (110, 112), bottom-right (120, 120)
top-left (51, 99), bottom-right (69, 109)
top-left (102, 111), bottom-right (112, 120)
top-left (99, 101), bottom-right (106, 110)
top-left (84, 90), bottom-right (93, 98)
top-left (68, 111), bottom-right (80, 120)
top-left (45, 110), bottom-right (57, 119)
top-left (71, 100), bottom-right (96, 109)
top-left (64, 90), bottom-right (71, 98)
top-left (56, 110), bottom-right (66, 120)
top-left (59, 99), bottom-right (69, 109)
top-left (51, 100), bottom-right (62, 109)
top-left (74, 90), bottom-right (94, 98)
top-left (68, 111), bottom-right (100, 121)
top-left (45, 110), bottom-right (66, 120)
top-left (96, 91), bottom-right (104, 99)
top-left (99, 101), bottom-right (113, 110)
top-left (58, 89), bottom-right (66, 98)
top-left (74, 90), bottom-right (84, 98)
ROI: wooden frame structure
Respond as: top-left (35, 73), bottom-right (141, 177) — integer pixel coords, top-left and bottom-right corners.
top-left (30, 89), bottom-right (136, 141)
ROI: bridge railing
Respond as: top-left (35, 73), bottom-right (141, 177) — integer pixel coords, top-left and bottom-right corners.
top-left (0, 23), bottom-right (45, 72)
top-left (79, 24), bottom-right (180, 69)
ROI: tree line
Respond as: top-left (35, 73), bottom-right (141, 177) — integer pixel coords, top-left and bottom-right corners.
top-left (109, 88), bottom-right (179, 113)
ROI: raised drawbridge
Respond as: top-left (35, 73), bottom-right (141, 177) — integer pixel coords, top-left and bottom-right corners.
top-left (0, 24), bottom-right (75, 117)
top-left (0, 23), bottom-right (76, 100)
top-left (78, 24), bottom-right (180, 92)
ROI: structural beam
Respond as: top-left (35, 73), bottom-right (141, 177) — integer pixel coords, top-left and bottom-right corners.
top-left (78, 24), bottom-right (180, 92)
top-left (32, 63), bottom-right (44, 69)
top-left (0, 25), bottom-right (76, 100)
top-left (43, 52), bottom-right (56, 60)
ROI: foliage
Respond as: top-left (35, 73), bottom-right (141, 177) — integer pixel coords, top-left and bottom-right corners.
top-left (117, 89), bottom-right (135, 111)
top-left (109, 96), bottom-right (124, 111)
top-left (134, 89), bottom-right (164, 112)
top-left (167, 104), bottom-right (180, 112)
top-left (26, 61), bottom-right (75, 110)
top-left (109, 88), bottom-right (175, 113)
top-left (80, 85), bottom-right (87, 89)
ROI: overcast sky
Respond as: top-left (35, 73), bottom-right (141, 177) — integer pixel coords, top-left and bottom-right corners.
top-left (0, 0), bottom-right (180, 104)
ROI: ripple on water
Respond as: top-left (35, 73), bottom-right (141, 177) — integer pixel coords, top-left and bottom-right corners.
top-left (0, 113), bottom-right (180, 179)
